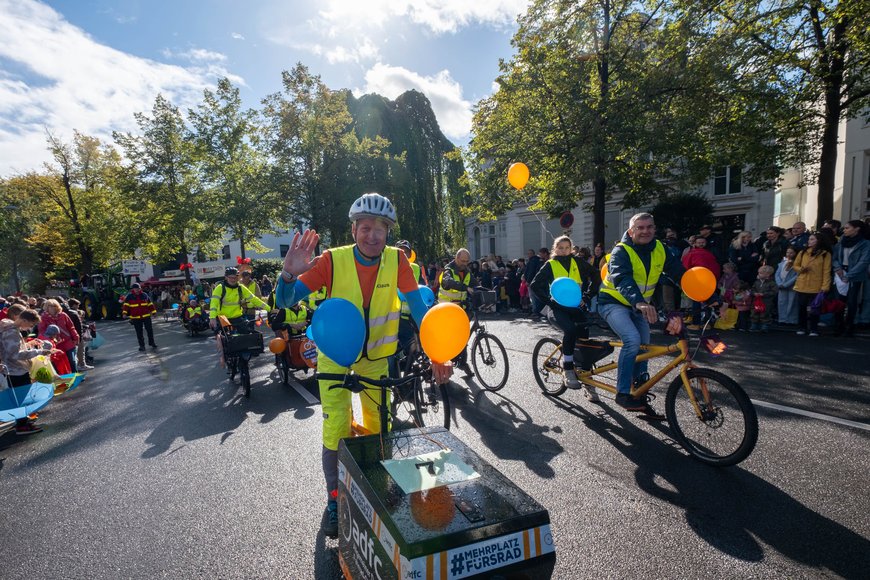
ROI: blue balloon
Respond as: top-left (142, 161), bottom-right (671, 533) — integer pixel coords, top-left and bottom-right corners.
top-left (171, 303), bottom-right (179, 309)
top-left (398, 291), bottom-right (406, 302)
top-left (418, 285), bottom-right (436, 307)
top-left (306, 325), bottom-right (314, 340)
top-left (310, 298), bottom-right (365, 367)
top-left (550, 277), bottom-right (581, 308)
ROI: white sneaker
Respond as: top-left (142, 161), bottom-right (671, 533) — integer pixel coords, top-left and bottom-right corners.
top-left (563, 372), bottom-right (581, 390)
top-left (809, 332), bottom-right (819, 337)
top-left (82, 364), bottom-right (95, 370)
top-left (796, 330), bottom-right (806, 335)
top-left (582, 385), bottom-right (600, 402)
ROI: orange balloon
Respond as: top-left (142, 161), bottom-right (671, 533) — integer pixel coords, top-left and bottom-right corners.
top-left (410, 486), bottom-right (456, 531)
top-left (682, 267), bottom-right (717, 301)
top-left (600, 263), bottom-right (608, 282)
top-left (269, 337), bottom-right (286, 354)
top-left (419, 303), bottom-right (470, 364)
top-left (410, 249), bottom-right (417, 263)
top-left (507, 162), bottom-right (530, 189)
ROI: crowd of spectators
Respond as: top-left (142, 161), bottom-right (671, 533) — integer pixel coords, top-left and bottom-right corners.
top-left (423, 217), bottom-right (870, 337)
top-left (0, 293), bottom-right (97, 436)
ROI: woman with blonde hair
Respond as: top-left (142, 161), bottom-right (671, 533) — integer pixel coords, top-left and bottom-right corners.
top-left (728, 231), bottom-right (760, 283)
top-left (38, 299), bottom-right (79, 372)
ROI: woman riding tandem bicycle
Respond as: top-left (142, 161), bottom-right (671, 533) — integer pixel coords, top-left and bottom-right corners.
top-left (275, 193), bottom-right (452, 539)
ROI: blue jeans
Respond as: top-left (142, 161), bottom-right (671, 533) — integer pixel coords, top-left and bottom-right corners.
top-left (598, 302), bottom-right (650, 395)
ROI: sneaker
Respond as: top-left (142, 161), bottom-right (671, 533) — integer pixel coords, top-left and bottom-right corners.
top-left (323, 500), bottom-right (338, 538)
top-left (563, 371), bottom-right (581, 390)
top-left (83, 364), bottom-right (95, 370)
top-left (16, 423), bottom-right (43, 436)
top-left (615, 393), bottom-right (647, 411)
top-left (150, 344), bottom-right (158, 349)
top-left (582, 385), bottom-right (600, 402)
top-left (809, 332), bottom-right (819, 337)
top-left (796, 330), bottom-right (806, 336)
top-left (138, 346), bottom-right (146, 352)
top-left (639, 403), bottom-right (666, 420)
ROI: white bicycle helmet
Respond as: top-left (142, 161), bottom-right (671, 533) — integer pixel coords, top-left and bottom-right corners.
top-left (348, 193), bottom-right (397, 226)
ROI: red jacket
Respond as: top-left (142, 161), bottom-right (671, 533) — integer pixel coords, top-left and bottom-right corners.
top-left (682, 248), bottom-right (721, 279)
top-left (38, 311), bottom-right (79, 352)
top-left (122, 291), bottom-right (157, 319)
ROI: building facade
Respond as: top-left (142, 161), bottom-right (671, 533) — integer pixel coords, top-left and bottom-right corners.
top-left (466, 175), bottom-right (776, 260)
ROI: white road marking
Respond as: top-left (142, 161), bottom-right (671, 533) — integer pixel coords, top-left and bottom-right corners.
top-left (751, 399), bottom-right (870, 432)
top-left (288, 376), bottom-right (319, 405)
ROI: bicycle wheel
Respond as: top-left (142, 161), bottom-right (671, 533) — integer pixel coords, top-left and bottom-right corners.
top-left (390, 378), bottom-right (422, 431)
top-left (532, 338), bottom-right (566, 397)
top-left (471, 332), bottom-right (509, 392)
top-left (239, 357), bottom-right (251, 398)
top-left (414, 378), bottom-right (451, 430)
top-left (665, 368), bottom-right (758, 466)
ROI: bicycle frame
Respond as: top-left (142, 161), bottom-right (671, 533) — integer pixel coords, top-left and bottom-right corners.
top-left (546, 338), bottom-right (692, 399)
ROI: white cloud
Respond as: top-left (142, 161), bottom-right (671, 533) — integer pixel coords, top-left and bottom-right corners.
top-left (319, 0), bottom-right (527, 34)
top-left (231, 32), bottom-right (245, 40)
top-left (265, 0), bottom-right (526, 70)
top-left (358, 63), bottom-right (472, 142)
top-left (0, 0), bottom-right (244, 175)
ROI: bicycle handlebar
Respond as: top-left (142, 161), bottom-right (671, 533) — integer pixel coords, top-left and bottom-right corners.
top-left (316, 370), bottom-right (424, 393)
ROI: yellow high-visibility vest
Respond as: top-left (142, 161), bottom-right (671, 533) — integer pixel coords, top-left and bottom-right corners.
top-left (599, 241), bottom-right (665, 305)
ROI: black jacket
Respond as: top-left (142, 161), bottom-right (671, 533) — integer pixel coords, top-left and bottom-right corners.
top-left (530, 255), bottom-right (593, 308)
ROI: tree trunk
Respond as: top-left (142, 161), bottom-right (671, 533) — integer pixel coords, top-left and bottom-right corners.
top-left (239, 234), bottom-right (246, 260)
top-left (593, 175), bottom-right (607, 247)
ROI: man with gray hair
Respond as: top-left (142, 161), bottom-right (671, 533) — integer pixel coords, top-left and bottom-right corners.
top-left (439, 248), bottom-right (478, 375)
top-left (598, 213), bottom-right (686, 412)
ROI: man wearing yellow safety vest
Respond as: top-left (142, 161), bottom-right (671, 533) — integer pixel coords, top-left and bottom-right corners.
top-left (598, 213), bottom-right (685, 412)
top-left (529, 235), bottom-right (595, 400)
top-left (275, 193), bottom-right (453, 539)
top-left (438, 248), bottom-right (477, 375)
top-left (209, 267), bottom-right (269, 330)
top-left (239, 270), bottom-right (262, 319)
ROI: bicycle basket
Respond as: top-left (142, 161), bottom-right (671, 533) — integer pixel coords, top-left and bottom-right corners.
top-left (471, 289), bottom-right (497, 307)
top-left (223, 331), bottom-right (264, 355)
top-left (575, 339), bottom-right (614, 369)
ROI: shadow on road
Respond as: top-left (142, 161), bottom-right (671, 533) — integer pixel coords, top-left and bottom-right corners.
top-left (548, 394), bottom-right (870, 578)
top-left (448, 377), bottom-right (564, 479)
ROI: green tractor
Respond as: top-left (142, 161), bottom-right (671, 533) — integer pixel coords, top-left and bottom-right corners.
top-left (79, 263), bottom-right (137, 321)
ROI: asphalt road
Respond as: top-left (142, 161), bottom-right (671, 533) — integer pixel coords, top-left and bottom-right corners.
top-left (1, 313), bottom-right (868, 579)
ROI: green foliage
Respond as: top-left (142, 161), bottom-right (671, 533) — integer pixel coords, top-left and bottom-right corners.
top-left (250, 258), bottom-right (283, 282)
top-left (114, 94), bottom-right (223, 273)
top-left (190, 78), bottom-right (282, 258)
top-left (650, 193), bottom-right (714, 239)
top-left (467, 0), bottom-right (795, 245)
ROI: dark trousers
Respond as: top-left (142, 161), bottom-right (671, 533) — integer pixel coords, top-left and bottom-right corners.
top-left (797, 291), bottom-right (820, 332)
top-left (839, 281), bottom-right (864, 331)
top-left (66, 349), bottom-right (77, 373)
top-left (132, 317), bottom-right (155, 348)
top-left (551, 307), bottom-right (589, 362)
top-left (8, 373), bottom-right (32, 427)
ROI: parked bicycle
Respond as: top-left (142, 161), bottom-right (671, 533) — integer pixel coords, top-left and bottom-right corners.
top-left (532, 310), bottom-right (758, 466)
top-left (219, 317), bottom-right (265, 398)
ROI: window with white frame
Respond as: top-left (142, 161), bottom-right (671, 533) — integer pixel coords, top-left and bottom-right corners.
top-left (714, 165), bottom-right (742, 195)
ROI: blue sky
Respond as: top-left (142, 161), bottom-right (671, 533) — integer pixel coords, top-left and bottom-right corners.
top-left (0, 0), bottom-right (530, 175)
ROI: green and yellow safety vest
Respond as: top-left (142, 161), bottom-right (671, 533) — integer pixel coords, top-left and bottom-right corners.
top-left (599, 241), bottom-right (665, 305)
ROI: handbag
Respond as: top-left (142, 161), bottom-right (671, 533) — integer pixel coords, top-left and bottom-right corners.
top-left (30, 355), bottom-right (59, 383)
top-left (89, 332), bottom-right (105, 350)
top-left (808, 291), bottom-right (826, 315)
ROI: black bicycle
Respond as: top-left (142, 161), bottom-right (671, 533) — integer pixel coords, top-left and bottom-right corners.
top-left (317, 362), bottom-right (450, 434)
top-left (462, 292), bottom-right (509, 392)
top-left (392, 335), bottom-right (451, 430)
top-left (220, 318), bottom-right (265, 398)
